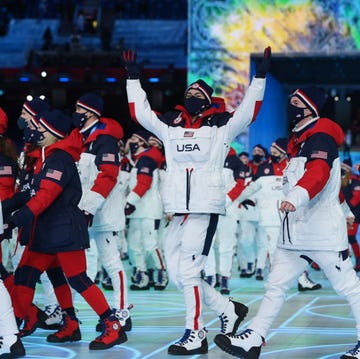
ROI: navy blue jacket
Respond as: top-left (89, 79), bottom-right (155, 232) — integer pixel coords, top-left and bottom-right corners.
top-left (9, 131), bottom-right (89, 253)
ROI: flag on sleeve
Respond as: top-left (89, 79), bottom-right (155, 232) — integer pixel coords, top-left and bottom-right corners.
top-left (310, 150), bottom-right (328, 160)
top-left (46, 168), bottom-right (63, 181)
top-left (102, 153), bottom-right (115, 162)
top-left (139, 166), bottom-right (150, 174)
top-left (0, 166), bottom-right (12, 175)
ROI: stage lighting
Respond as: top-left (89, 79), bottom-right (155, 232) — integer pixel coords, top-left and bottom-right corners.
top-left (148, 77), bottom-right (160, 83)
top-left (18, 74), bottom-right (31, 82)
top-left (105, 77), bottom-right (117, 83)
top-left (57, 73), bottom-right (71, 83)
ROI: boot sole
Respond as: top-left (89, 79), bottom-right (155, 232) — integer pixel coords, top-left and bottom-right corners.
top-left (47, 331), bottom-right (82, 343)
top-left (168, 338), bottom-right (208, 355)
top-left (89, 331), bottom-right (128, 350)
top-left (298, 284), bottom-right (322, 291)
top-left (214, 334), bottom-right (260, 359)
top-left (154, 285), bottom-right (167, 290)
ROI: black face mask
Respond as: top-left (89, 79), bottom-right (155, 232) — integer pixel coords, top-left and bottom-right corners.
top-left (287, 103), bottom-right (307, 126)
top-left (72, 112), bottom-right (87, 128)
top-left (33, 129), bottom-right (46, 144)
top-left (252, 154), bottom-right (263, 164)
top-left (184, 97), bottom-right (209, 116)
top-left (23, 127), bottom-right (37, 143)
top-left (129, 142), bottom-right (139, 153)
top-left (271, 154), bottom-right (281, 163)
top-left (17, 116), bottom-right (27, 130)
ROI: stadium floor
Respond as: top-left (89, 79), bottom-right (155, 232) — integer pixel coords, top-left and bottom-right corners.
top-left (25, 259), bottom-right (359, 359)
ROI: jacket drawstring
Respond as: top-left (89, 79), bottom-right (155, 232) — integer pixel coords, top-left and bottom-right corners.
top-left (186, 168), bottom-right (193, 211)
top-left (282, 212), bottom-right (292, 244)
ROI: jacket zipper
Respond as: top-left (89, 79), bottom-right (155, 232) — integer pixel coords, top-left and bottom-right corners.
top-left (186, 168), bottom-right (193, 210)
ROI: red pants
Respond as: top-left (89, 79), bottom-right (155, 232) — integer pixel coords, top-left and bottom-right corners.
top-left (14, 248), bottom-right (110, 319)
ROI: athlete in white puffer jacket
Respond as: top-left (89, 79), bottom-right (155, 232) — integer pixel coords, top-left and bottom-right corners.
top-left (123, 46), bottom-right (271, 355)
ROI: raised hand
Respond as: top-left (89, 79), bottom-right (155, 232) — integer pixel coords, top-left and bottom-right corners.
top-left (122, 49), bottom-right (141, 79)
top-left (255, 46), bottom-right (271, 78)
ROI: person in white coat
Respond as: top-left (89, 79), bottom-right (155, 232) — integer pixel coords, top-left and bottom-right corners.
top-left (123, 46), bottom-right (271, 355)
top-left (72, 93), bottom-right (132, 331)
top-left (215, 86), bottom-right (360, 359)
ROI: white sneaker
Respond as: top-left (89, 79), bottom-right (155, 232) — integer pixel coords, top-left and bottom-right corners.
top-left (298, 271), bottom-right (322, 291)
top-left (130, 270), bottom-right (150, 290)
top-left (219, 299), bottom-right (248, 334)
top-left (214, 329), bottom-right (264, 359)
top-left (0, 335), bottom-right (25, 358)
top-left (39, 304), bottom-right (63, 330)
top-left (341, 341), bottom-right (360, 358)
top-left (168, 329), bottom-right (208, 355)
top-left (154, 269), bottom-right (168, 290)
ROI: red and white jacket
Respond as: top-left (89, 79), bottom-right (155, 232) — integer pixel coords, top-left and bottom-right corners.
top-left (279, 118), bottom-right (346, 251)
top-left (75, 118), bottom-right (124, 231)
top-left (126, 77), bottom-right (266, 214)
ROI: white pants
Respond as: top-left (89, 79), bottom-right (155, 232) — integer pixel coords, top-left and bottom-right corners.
top-left (256, 225), bottom-right (280, 270)
top-left (87, 230), bottom-right (128, 310)
top-left (127, 218), bottom-right (165, 271)
top-left (249, 247), bottom-right (360, 339)
top-left (0, 279), bottom-right (18, 336)
top-left (165, 214), bottom-right (231, 330)
top-left (205, 215), bottom-right (237, 277)
top-left (237, 220), bottom-right (258, 269)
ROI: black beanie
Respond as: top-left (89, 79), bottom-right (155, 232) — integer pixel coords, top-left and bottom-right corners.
top-left (185, 79), bottom-right (214, 105)
top-left (38, 109), bottom-right (72, 139)
top-left (23, 97), bottom-right (50, 116)
top-left (133, 130), bottom-right (152, 145)
top-left (238, 151), bottom-right (249, 157)
top-left (253, 144), bottom-right (266, 157)
top-left (292, 87), bottom-right (327, 117)
top-left (272, 138), bottom-right (287, 154)
top-left (76, 92), bottom-right (104, 117)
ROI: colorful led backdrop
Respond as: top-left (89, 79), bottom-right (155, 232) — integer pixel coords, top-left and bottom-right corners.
top-left (188, 0), bottom-right (360, 151)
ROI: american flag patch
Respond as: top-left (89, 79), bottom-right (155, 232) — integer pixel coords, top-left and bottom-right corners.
top-left (46, 168), bottom-right (63, 181)
top-left (0, 166), bottom-right (12, 175)
top-left (184, 131), bottom-right (194, 137)
top-left (102, 153), bottom-right (115, 162)
top-left (139, 166), bottom-right (150, 174)
top-left (311, 150), bottom-right (328, 160)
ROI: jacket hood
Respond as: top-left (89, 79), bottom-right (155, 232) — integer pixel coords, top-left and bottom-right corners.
top-left (175, 96), bottom-right (227, 128)
top-left (45, 130), bottom-right (83, 161)
top-left (289, 118), bottom-right (344, 154)
top-left (83, 117), bottom-right (124, 144)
